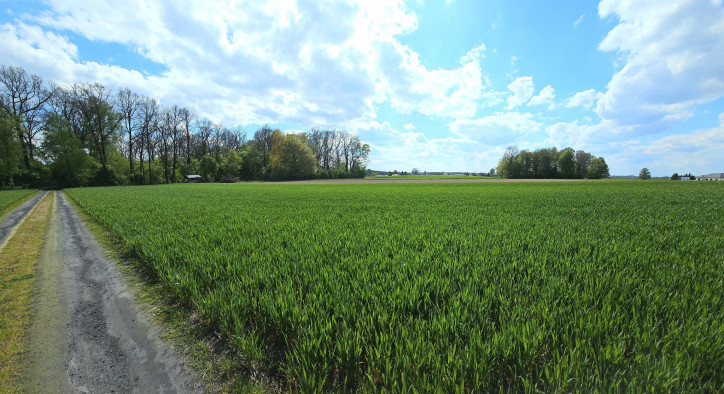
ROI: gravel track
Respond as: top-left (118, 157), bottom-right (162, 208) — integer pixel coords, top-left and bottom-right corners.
top-left (0, 191), bottom-right (46, 248)
top-left (23, 191), bottom-right (198, 393)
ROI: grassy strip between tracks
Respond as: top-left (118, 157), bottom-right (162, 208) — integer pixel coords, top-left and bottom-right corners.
top-left (0, 191), bottom-right (53, 391)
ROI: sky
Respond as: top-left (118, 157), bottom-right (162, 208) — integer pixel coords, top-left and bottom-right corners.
top-left (1, 0), bottom-right (723, 176)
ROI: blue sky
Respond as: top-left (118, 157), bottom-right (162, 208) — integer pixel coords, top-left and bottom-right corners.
top-left (2, 0), bottom-right (723, 176)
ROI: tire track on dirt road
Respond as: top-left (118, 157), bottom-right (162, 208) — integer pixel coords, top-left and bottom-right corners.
top-left (0, 191), bottom-right (46, 250)
top-left (23, 191), bottom-right (198, 393)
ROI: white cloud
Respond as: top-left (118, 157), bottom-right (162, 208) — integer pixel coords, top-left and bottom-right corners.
top-left (403, 123), bottom-right (416, 131)
top-left (528, 85), bottom-right (555, 109)
top-left (609, 113), bottom-right (724, 176)
top-left (352, 120), bottom-right (495, 171)
top-left (574, 14), bottom-right (585, 27)
top-left (642, 113), bottom-right (724, 156)
top-left (449, 111), bottom-right (541, 145)
top-left (566, 89), bottom-right (603, 109)
top-left (1, 1), bottom-right (485, 128)
top-left (506, 76), bottom-right (534, 109)
top-left (596, 0), bottom-right (724, 130)
top-left (378, 41), bottom-right (490, 119)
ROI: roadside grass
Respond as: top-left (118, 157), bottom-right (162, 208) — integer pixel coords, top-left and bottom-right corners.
top-left (0, 190), bottom-right (38, 220)
top-left (65, 194), bottom-right (273, 393)
top-left (0, 192), bottom-right (53, 391)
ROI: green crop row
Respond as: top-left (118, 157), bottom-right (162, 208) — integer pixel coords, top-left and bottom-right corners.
top-left (66, 181), bottom-right (724, 392)
top-left (0, 189), bottom-right (37, 218)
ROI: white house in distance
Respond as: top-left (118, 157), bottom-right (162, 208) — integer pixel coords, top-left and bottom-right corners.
top-left (698, 173), bottom-right (724, 181)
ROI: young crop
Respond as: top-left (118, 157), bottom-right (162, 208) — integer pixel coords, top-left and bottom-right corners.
top-left (66, 181), bottom-right (724, 391)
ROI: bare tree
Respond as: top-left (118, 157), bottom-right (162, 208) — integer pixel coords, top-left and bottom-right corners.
top-left (179, 107), bottom-right (195, 166)
top-left (47, 86), bottom-right (84, 142)
top-left (116, 88), bottom-right (140, 181)
top-left (138, 97), bottom-right (159, 184)
top-left (195, 118), bottom-right (214, 157)
top-left (0, 65), bottom-right (55, 168)
top-left (253, 125), bottom-right (274, 167)
top-left (70, 82), bottom-right (121, 185)
top-left (211, 123), bottom-right (223, 159)
top-left (169, 105), bottom-right (182, 182)
top-left (348, 135), bottom-right (370, 171)
top-left (158, 108), bottom-right (172, 183)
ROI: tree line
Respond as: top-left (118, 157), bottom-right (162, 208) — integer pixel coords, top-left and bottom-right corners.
top-left (0, 65), bottom-right (369, 189)
top-left (497, 146), bottom-right (609, 179)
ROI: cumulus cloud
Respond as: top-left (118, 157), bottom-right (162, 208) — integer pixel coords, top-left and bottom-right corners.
top-left (528, 85), bottom-right (555, 109)
top-left (566, 89), bottom-right (602, 109)
top-left (607, 113), bottom-right (724, 176)
top-left (596, 0), bottom-right (724, 130)
top-left (1, 0), bottom-right (494, 128)
top-left (378, 41), bottom-right (490, 119)
top-left (449, 111), bottom-right (541, 145)
top-left (642, 113), bottom-right (724, 156)
top-left (506, 76), bottom-right (534, 109)
top-left (352, 120), bottom-right (494, 171)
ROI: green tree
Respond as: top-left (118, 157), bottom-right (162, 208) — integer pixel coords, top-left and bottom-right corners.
top-left (558, 147), bottom-right (576, 179)
top-left (587, 157), bottom-right (610, 179)
top-left (497, 146), bottom-right (519, 178)
top-left (639, 167), bottom-right (651, 180)
top-left (270, 130), bottom-right (317, 179)
top-left (575, 150), bottom-right (592, 178)
top-left (219, 150), bottom-right (242, 181)
top-left (41, 114), bottom-right (94, 187)
top-left (239, 143), bottom-right (263, 180)
top-left (0, 110), bottom-right (23, 188)
top-left (200, 155), bottom-right (218, 182)
top-left (671, 172), bottom-right (680, 180)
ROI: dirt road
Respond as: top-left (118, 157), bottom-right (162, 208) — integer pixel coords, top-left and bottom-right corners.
top-left (0, 191), bottom-right (46, 248)
top-left (22, 191), bottom-right (198, 393)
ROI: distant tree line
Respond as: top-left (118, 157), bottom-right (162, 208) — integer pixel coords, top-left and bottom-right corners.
top-left (670, 172), bottom-right (695, 180)
top-left (0, 65), bottom-right (369, 189)
top-left (497, 146), bottom-right (609, 179)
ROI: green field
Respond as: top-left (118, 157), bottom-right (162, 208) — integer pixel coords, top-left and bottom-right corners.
top-left (0, 189), bottom-right (38, 218)
top-left (66, 181), bottom-right (724, 391)
top-left (368, 175), bottom-right (494, 179)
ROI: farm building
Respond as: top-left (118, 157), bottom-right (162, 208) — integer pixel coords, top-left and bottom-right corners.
top-left (186, 174), bottom-right (202, 183)
top-left (698, 173), bottom-right (724, 181)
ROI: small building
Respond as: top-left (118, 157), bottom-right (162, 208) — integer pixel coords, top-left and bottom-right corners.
top-left (186, 174), bottom-right (202, 183)
top-left (698, 173), bottom-right (724, 181)
top-left (680, 175), bottom-right (691, 181)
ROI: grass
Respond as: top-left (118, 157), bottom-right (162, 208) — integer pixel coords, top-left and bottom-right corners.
top-left (0, 192), bottom-right (53, 391)
top-left (367, 174), bottom-right (495, 179)
top-left (66, 181), bottom-right (724, 391)
top-left (0, 190), bottom-right (38, 220)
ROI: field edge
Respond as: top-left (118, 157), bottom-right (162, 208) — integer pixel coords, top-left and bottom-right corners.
top-left (63, 192), bottom-right (277, 393)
